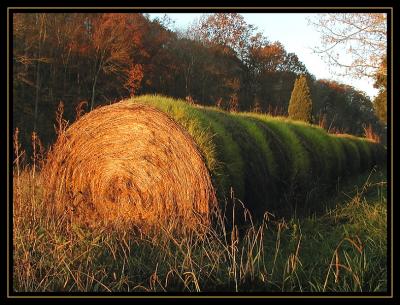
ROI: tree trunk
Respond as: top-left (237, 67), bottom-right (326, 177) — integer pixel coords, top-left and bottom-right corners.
top-left (90, 73), bottom-right (98, 111)
top-left (90, 55), bottom-right (103, 110)
top-left (33, 14), bottom-right (43, 132)
top-left (62, 47), bottom-right (71, 98)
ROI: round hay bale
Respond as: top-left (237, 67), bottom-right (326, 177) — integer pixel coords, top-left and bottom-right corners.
top-left (43, 102), bottom-right (216, 231)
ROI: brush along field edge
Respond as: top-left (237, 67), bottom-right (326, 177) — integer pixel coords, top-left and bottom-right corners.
top-left (42, 95), bottom-right (386, 230)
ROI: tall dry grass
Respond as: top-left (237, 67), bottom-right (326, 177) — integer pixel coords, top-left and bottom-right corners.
top-left (363, 124), bottom-right (381, 143)
top-left (12, 137), bottom-right (387, 292)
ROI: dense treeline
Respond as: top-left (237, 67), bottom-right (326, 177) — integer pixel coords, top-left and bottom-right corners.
top-left (12, 13), bottom-right (385, 152)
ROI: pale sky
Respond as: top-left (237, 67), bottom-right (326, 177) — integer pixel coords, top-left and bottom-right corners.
top-left (149, 13), bottom-right (379, 99)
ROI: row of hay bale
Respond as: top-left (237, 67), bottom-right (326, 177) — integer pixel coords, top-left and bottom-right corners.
top-left (128, 95), bottom-right (386, 214)
top-left (43, 95), bottom-right (386, 230)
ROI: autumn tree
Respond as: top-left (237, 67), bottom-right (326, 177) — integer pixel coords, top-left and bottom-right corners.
top-left (78, 13), bottom-right (147, 109)
top-left (13, 13), bottom-right (151, 151)
top-left (125, 64), bottom-right (144, 96)
top-left (288, 75), bottom-right (313, 122)
top-left (190, 13), bottom-right (258, 61)
top-left (311, 79), bottom-right (383, 136)
top-left (138, 17), bottom-right (179, 96)
top-left (248, 41), bottom-right (286, 73)
top-left (247, 40), bottom-right (310, 112)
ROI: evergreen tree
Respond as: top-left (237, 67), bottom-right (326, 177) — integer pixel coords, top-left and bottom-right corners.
top-left (288, 75), bottom-right (313, 123)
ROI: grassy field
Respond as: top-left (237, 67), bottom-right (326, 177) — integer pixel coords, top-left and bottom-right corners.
top-left (12, 95), bottom-right (388, 292)
top-left (13, 164), bottom-right (387, 292)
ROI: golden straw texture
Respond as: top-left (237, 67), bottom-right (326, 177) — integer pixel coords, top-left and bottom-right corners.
top-left (43, 102), bottom-right (216, 231)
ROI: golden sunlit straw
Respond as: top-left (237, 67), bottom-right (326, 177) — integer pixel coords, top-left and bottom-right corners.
top-left (42, 102), bottom-right (216, 232)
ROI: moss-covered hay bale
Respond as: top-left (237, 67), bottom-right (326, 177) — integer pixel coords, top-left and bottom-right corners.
top-left (43, 103), bottom-right (216, 231)
top-left (129, 96), bottom-right (386, 211)
top-left (43, 95), bottom-right (386, 229)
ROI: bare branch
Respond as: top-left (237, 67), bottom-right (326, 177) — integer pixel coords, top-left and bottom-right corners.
top-left (310, 13), bottom-right (387, 80)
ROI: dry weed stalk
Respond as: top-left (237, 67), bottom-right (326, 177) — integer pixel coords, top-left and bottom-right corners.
top-left (323, 237), bottom-right (364, 291)
top-left (31, 131), bottom-right (45, 179)
top-left (13, 128), bottom-right (22, 178)
top-left (363, 124), bottom-right (380, 143)
top-left (54, 101), bottom-right (69, 136)
top-left (75, 100), bottom-right (88, 121)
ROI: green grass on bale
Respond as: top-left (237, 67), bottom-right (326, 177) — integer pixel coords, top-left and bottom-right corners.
top-left (335, 136), bottom-right (361, 174)
top-left (125, 95), bottom-right (386, 217)
top-left (196, 108), bottom-right (246, 200)
top-left (232, 114), bottom-right (277, 178)
top-left (355, 138), bottom-right (373, 169)
top-left (244, 114), bottom-right (311, 182)
top-left (287, 123), bottom-right (344, 181)
top-left (200, 108), bottom-right (277, 214)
